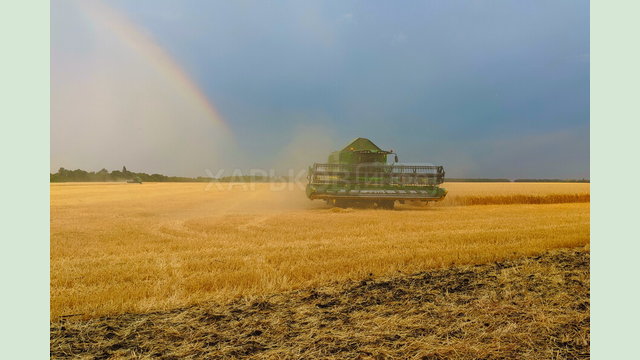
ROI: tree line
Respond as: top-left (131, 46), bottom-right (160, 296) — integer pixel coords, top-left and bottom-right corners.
top-left (50, 167), bottom-right (212, 183)
top-left (50, 167), bottom-right (288, 183)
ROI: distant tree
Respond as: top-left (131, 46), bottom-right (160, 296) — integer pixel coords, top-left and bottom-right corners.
top-left (110, 170), bottom-right (124, 179)
top-left (97, 168), bottom-right (109, 181)
top-left (150, 174), bottom-right (167, 182)
top-left (66, 169), bottom-right (89, 181)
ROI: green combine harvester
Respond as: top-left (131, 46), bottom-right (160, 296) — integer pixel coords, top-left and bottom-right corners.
top-left (127, 176), bottom-right (142, 184)
top-left (306, 138), bottom-right (447, 209)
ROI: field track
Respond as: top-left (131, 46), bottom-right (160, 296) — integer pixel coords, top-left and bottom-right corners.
top-left (51, 247), bottom-right (589, 359)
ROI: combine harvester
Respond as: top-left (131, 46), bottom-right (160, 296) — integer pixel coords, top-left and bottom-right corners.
top-left (306, 138), bottom-right (447, 209)
top-left (126, 176), bottom-right (143, 184)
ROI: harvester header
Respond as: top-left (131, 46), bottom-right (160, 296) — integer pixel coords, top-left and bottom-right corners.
top-left (306, 138), bottom-right (447, 209)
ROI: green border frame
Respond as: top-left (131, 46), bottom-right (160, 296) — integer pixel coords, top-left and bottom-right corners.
top-left (591, 0), bottom-right (640, 358)
top-left (0, 1), bottom-right (50, 358)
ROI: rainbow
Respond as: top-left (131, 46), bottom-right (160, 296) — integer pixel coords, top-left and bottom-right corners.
top-left (76, 0), bottom-right (232, 136)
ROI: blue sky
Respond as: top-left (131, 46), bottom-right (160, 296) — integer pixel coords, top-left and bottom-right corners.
top-left (52, 0), bottom-right (589, 178)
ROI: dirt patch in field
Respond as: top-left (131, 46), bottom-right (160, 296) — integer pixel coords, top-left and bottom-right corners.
top-left (51, 248), bottom-right (589, 359)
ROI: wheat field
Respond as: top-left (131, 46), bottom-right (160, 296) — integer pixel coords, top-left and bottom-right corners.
top-left (50, 182), bottom-right (589, 319)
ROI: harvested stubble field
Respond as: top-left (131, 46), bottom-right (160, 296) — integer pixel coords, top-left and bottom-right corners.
top-left (51, 182), bottom-right (589, 358)
top-left (51, 248), bottom-right (589, 359)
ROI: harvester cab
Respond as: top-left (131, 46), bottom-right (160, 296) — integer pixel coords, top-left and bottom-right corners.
top-left (306, 138), bottom-right (447, 209)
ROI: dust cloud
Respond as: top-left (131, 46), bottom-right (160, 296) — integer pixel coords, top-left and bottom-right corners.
top-left (271, 124), bottom-right (337, 175)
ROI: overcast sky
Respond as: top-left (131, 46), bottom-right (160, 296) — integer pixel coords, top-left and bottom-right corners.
top-left (52, 0), bottom-right (589, 178)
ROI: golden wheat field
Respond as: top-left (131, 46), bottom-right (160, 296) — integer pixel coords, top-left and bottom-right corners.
top-left (50, 182), bottom-right (589, 319)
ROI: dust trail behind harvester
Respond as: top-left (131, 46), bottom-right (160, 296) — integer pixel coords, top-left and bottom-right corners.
top-left (271, 124), bottom-right (338, 176)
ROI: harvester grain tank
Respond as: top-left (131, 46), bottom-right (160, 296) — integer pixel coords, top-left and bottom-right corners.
top-left (306, 138), bottom-right (447, 209)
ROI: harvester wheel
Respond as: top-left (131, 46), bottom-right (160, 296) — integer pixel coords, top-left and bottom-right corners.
top-left (334, 199), bottom-right (349, 208)
top-left (378, 200), bottom-right (395, 210)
